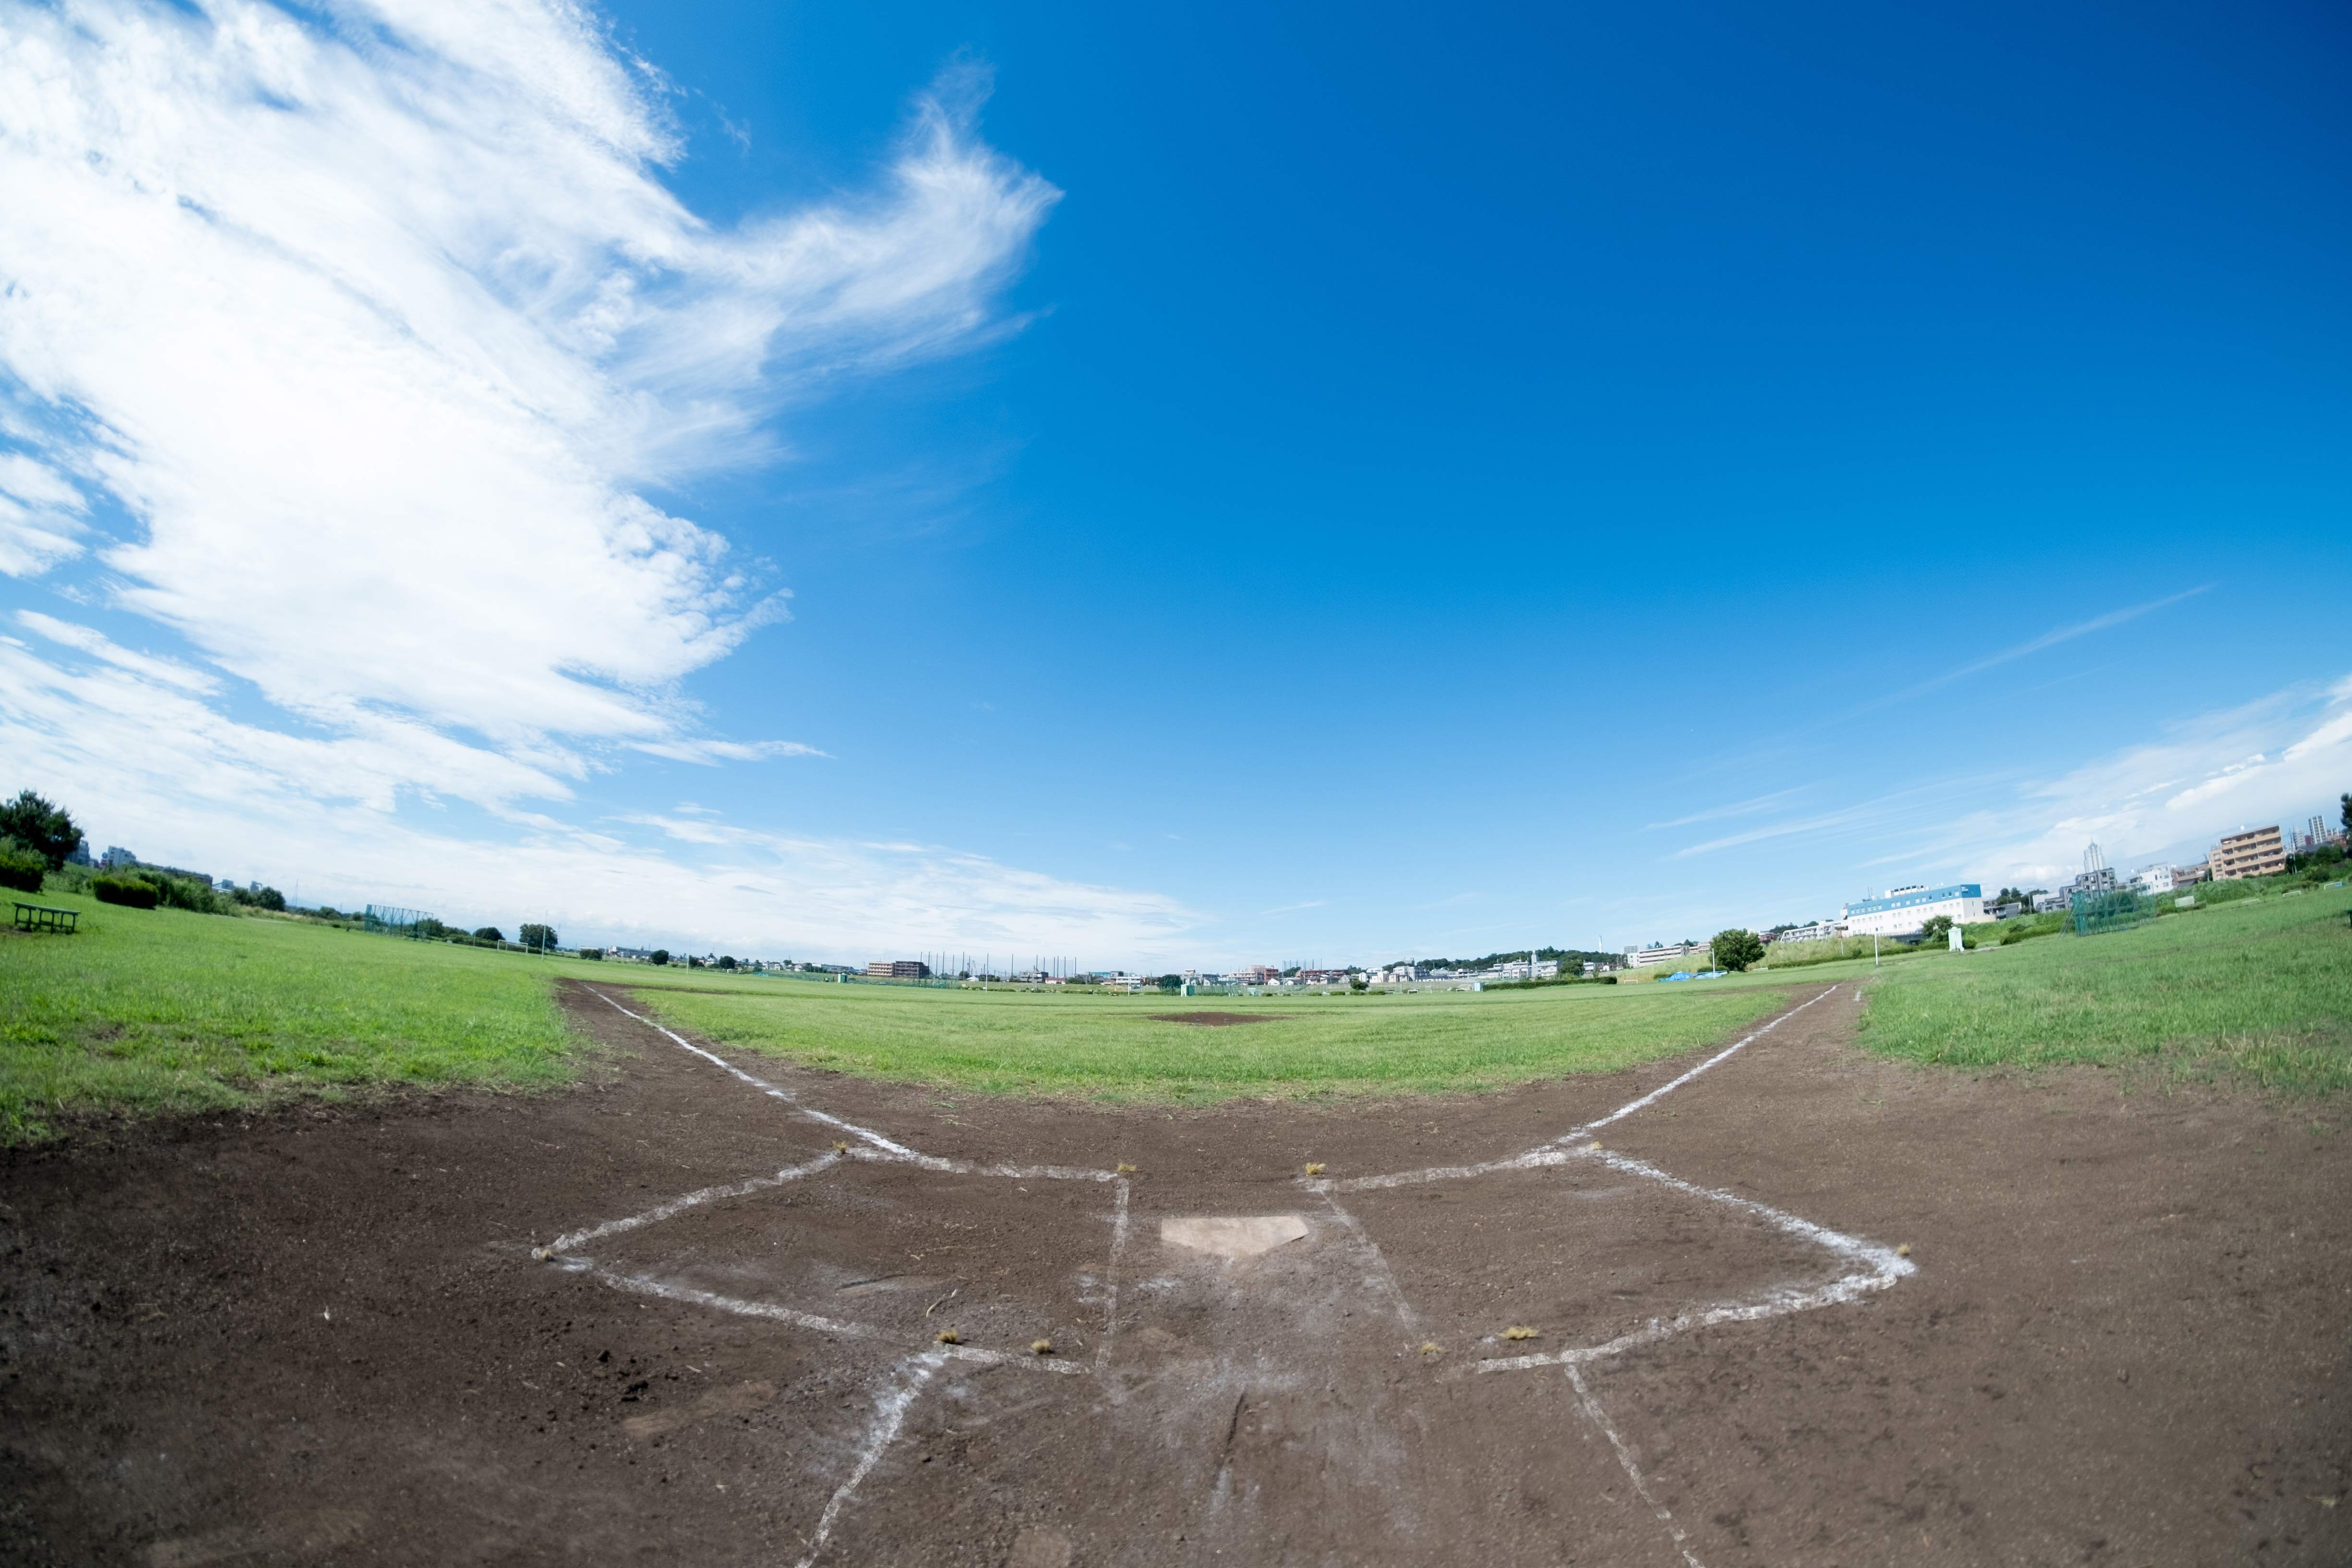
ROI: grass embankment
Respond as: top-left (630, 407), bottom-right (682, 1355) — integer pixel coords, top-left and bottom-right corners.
top-left (616, 974), bottom-right (1795, 1102)
top-left (0, 891), bottom-right (574, 1143)
top-left (1858, 884), bottom-right (2352, 1094)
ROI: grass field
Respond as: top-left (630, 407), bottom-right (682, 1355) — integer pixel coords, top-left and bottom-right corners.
top-left (0, 890), bottom-right (574, 1143)
top-left (616, 973), bottom-right (1793, 1102)
top-left (1858, 883), bottom-right (2352, 1093)
top-left (5, 875), bottom-right (2346, 1142)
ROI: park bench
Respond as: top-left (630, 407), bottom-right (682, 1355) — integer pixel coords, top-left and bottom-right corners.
top-left (12, 902), bottom-right (79, 934)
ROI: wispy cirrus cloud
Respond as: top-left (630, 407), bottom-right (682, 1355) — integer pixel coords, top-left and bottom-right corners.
top-left (0, 0), bottom-right (1202, 958)
top-left (0, 0), bottom-right (1056, 777)
top-left (1845, 586), bottom-right (2212, 721)
top-left (1669, 673), bottom-right (2352, 894)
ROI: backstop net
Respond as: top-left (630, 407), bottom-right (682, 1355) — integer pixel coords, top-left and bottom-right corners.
top-left (2070, 889), bottom-right (2150, 937)
top-left (362, 904), bottom-right (434, 937)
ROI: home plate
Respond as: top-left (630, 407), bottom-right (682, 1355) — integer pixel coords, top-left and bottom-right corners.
top-left (1159, 1214), bottom-right (1310, 1259)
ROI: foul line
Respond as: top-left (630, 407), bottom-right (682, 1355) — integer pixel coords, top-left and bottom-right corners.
top-left (1321, 985), bottom-right (1841, 1194)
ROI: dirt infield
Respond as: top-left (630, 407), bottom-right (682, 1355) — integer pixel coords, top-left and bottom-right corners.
top-left (3, 980), bottom-right (2348, 1565)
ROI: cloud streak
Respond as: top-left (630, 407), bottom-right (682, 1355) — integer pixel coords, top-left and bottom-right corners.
top-left (0, 1), bottom-right (1208, 959)
top-left (0, 0), bottom-right (1056, 778)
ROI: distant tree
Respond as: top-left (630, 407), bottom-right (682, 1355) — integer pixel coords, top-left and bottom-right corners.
top-left (415, 917), bottom-right (449, 940)
top-left (718, 955), bottom-right (737, 970)
top-left (649, 948), bottom-right (670, 966)
top-left (2342, 792), bottom-right (2351, 838)
top-left (518, 922), bottom-right (557, 952)
top-left (1710, 928), bottom-right (1765, 972)
top-left (0, 790), bottom-right (81, 872)
top-left (474, 926), bottom-right (503, 943)
top-left (1918, 915), bottom-right (1955, 945)
top-left (578, 948), bottom-right (604, 960)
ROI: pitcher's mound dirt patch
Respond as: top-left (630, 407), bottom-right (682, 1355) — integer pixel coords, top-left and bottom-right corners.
top-left (1147, 1010), bottom-right (1289, 1025)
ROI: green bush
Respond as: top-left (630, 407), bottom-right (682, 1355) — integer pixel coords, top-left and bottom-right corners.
top-left (133, 870), bottom-right (230, 914)
top-left (0, 839), bottom-right (45, 894)
top-left (91, 873), bottom-right (159, 909)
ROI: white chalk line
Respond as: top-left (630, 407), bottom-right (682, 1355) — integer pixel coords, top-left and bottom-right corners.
top-left (585, 987), bottom-right (926, 1163)
top-left (577, 1263), bottom-right (1087, 1375)
top-left (1565, 1361), bottom-right (1706, 1568)
top-left (1317, 1188), bottom-right (1421, 1331)
top-left (1322, 985), bottom-right (1840, 1194)
top-left (539, 1152), bottom-right (843, 1257)
top-left (1096, 1176), bottom-right (1131, 1374)
top-left (791, 1350), bottom-right (947, 1568)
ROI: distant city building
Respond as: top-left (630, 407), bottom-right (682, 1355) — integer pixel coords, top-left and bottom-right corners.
top-left (2032, 890), bottom-right (2071, 915)
top-left (66, 838), bottom-right (91, 867)
top-left (867, 959), bottom-right (932, 979)
top-left (1297, 968), bottom-right (1352, 985)
top-left (2212, 825), bottom-right (2286, 881)
top-left (1766, 921), bottom-right (1842, 945)
top-left (100, 845), bottom-right (136, 868)
top-left (1840, 884), bottom-right (1989, 937)
top-left (1624, 942), bottom-right (1703, 968)
top-left (2130, 864), bottom-right (2176, 895)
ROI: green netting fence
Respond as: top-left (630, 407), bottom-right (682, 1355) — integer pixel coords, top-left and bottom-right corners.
top-left (2070, 888), bottom-right (2151, 937)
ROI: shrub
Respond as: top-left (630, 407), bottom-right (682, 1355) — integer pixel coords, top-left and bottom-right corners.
top-left (578, 948), bottom-right (604, 960)
top-left (230, 884), bottom-right (287, 911)
top-left (649, 948), bottom-right (670, 966)
top-left (0, 838), bottom-right (45, 894)
top-left (474, 926), bottom-right (503, 943)
top-left (92, 873), bottom-right (160, 909)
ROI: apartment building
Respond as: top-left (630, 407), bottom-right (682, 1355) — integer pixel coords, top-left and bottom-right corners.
top-left (866, 959), bottom-right (932, 979)
top-left (2211, 826), bottom-right (2286, 881)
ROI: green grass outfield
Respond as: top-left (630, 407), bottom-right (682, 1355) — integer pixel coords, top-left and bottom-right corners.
top-left (612, 970), bottom-right (1795, 1103)
top-left (0, 890), bottom-right (574, 1143)
top-left (4, 877), bottom-right (2344, 1142)
top-left (1857, 883), bottom-right (2352, 1094)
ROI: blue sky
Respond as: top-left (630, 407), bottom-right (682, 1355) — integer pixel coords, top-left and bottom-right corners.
top-left (1, 0), bottom-right (2346, 966)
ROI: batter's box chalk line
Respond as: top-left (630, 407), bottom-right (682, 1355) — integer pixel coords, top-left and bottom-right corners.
top-left (539, 983), bottom-right (1905, 1568)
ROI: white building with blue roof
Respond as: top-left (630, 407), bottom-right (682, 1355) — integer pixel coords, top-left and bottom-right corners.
top-left (1840, 883), bottom-right (1988, 937)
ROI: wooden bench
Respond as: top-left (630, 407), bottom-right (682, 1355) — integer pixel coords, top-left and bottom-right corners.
top-left (12, 902), bottom-right (79, 934)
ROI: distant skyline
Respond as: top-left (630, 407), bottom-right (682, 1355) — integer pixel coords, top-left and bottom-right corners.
top-left (2, 0), bottom-right (2347, 967)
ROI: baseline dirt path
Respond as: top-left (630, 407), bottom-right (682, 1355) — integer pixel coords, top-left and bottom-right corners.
top-left (3, 980), bottom-right (2346, 1566)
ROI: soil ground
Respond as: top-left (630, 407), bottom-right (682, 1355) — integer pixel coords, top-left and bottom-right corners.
top-left (3, 979), bottom-right (2347, 1566)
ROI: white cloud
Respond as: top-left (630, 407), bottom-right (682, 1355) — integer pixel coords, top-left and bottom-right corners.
top-left (0, 0), bottom-right (1056, 768)
top-left (1862, 676), bottom-right (2352, 889)
top-left (0, 0), bottom-right (1201, 960)
top-left (0, 631), bottom-right (1199, 958)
